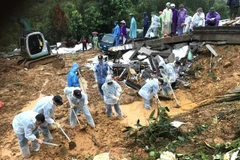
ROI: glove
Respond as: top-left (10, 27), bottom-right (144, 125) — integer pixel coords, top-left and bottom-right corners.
top-left (71, 105), bottom-right (76, 109)
top-left (54, 122), bottom-right (61, 128)
top-left (113, 96), bottom-right (120, 101)
top-left (118, 90), bottom-right (123, 94)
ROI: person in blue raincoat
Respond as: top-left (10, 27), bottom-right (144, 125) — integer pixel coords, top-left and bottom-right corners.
top-left (129, 13), bottom-right (137, 39)
top-left (138, 78), bottom-right (163, 110)
top-left (12, 111), bottom-right (45, 158)
top-left (67, 62), bottom-right (81, 88)
top-left (64, 87), bottom-right (95, 128)
top-left (113, 21), bottom-right (120, 46)
top-left (94, 55), bottom-right (110, 98)
top-left (102, 76), bottom-right (123, 119)
top-left (32, 95), bottom-right (63, 142)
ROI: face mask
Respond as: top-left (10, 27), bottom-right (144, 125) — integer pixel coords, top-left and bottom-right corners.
top-left (107, 82), bottom-right (113, 85)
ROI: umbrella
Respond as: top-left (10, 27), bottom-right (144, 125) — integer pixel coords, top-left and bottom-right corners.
top-left (92, 32), bottom-right (98, 35)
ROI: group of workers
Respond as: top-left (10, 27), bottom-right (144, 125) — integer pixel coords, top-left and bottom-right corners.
top-left (138, 60), bottom-right (181, 110)
top-left (12, 55), bottom-right (124, 158)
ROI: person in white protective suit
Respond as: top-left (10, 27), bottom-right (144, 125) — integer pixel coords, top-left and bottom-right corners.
top-left (138, 78), bottom-right (163, 110)
top-left (64, 87), bottom-right (95, 128)
top-left (191, 8), bottom-right (205, 30)
top-left (167, 61), bottom-right (181, 79)
top-left (158, 61), bottom-right (177, 96)
top-left (145, 11), bottom-right (161, 38)
top-left (101, 75), bottom-right (123, 119)
top-left (12, 111), bottom-right (45, 158)
top-left (182, 12), bottom-right (192, 34)
top-left (32, 95), bottom-right (63, 142)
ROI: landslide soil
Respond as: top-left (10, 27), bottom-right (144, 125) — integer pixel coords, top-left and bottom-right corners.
top-left (0, 45), bottom-right (239, 160)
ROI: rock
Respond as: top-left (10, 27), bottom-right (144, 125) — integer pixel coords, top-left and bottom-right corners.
top-left (214, 137), bottom-right (225, 144)
top-left (223, 61), bottom-right (232, 68)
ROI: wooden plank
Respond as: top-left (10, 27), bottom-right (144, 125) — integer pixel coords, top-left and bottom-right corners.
top-left (206, 44), bottom-right (218, 57)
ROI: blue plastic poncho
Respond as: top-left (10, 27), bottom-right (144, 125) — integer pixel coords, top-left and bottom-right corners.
top-left (94, 61), bottom-right (109, 84)
top-left (113, 24), bottom-right (120, 46)
top-left (67, 62), bottom-right (80, 87)
top-left (129, 17), bottom-right (137, 38)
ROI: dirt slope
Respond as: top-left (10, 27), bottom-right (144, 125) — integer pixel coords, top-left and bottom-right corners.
top-left (0, 45), bottom-right (239, 159)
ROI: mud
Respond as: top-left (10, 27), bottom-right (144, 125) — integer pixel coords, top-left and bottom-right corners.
top-left (0, 46), bottom-right (239, 159)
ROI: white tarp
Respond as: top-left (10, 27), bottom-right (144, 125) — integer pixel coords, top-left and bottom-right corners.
top-left (52, 43), bottom-right (92, 54)
top-left (172, 45), bottom-right (189, 60)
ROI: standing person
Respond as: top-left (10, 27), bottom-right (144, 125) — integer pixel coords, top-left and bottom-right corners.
top-left (93, 34), bottom-right (99, 49)
top-left (32, 95), bottom-right (63, 142)
top-left (94, 55), bottom-right (110, 98)
top-left (113, 21), bottom-right (120, 46)
top-left (81, 36), bottom-right (87, 51)
top-left (227, 0), bottom-right (239, 20)
top-left (177, 4), bottom-right (188, 36)
top-left (182, 12), bottom-right (192, 34)
top-left (12, 111), bottom-right (45, 158)
top-left (102, 76), bottom-right (123, 119)
top-left (143, 12), bottom-right (149, 37)
top-left (145, 11), bottom-right (161, 38)
top-left (120, 20), bottom-right (127, 44)
top-left (129, 13), bottom-right (137, 39)
top-left (64, 87), bottom-right (95, 128)
top-left (162, 2), bottom-right (173, 36)
top-left (67, 62), bottom-right (81, 88)
top-left (206, 7), bottom-right (221, 26)
top-left (138, 78), bottom-right (163, 110)
top-left (158, 11), bottom-right (163, 38)
top-left (191, 8), bottom-right (205, 29)
top-left (171, 3), bottom-right (178, 36)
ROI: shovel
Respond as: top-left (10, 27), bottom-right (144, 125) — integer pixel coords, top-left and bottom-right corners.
top-left (42, 141), bottom-right (67, 155)
top-left (71, 108), bottom-right (81, 126)
top-left (58, 125), bottom-right (77, 150)
top-left (163, 75), bottom-right (181, 108)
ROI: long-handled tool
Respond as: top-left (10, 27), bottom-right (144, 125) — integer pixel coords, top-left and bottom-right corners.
top-left (77, 69), bottom-right (86, 93)
top-left (71, 108), bottom-right (81, 126)
top-left (42, 141), bottom-right (67, 155)
top-left (163, 75), bottom-right (181, 108)
top-left (58, 125), bottom-right (77, 150)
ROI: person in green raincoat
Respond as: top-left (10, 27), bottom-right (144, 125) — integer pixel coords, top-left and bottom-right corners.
top-left (129, 13), bottom-right (137, 39)
top-left (158, 11), bottom-right (163, 38)
top-left (93, 34), bottom-right (98, 49)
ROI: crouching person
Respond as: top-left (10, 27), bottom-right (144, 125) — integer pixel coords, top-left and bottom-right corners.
top-left (64, 87), bottom-right (95, 128)
top-left (102, 76), bottom-right (123, 119)
top-left (138, 78), bottom-right (163, 110)
top-left (12, 111), bottom-right (45, 158)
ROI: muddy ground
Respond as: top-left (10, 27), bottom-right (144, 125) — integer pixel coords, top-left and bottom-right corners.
top-left (0, 45), bottom-right (239, 160)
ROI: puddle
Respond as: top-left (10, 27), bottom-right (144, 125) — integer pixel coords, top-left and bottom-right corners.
top-left (121, 89), bottom-right (198, 127)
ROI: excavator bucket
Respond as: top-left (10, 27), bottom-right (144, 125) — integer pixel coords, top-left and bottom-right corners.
top-left (17, 31), bottom-right (65, 69)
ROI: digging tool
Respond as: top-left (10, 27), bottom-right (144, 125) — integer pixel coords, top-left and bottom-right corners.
top-left (71, 107), bottom-right (81, 126)
top-left (54, 120), bottom-right (77, 150)
top-left (58, 125), bottom-right (77, 150)
top-left (42, 141), bottom-right (67, 155)
top-left (78, 69), bottom-right (86, 93)
top-left (163, 75), bottom-right (181, 108)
